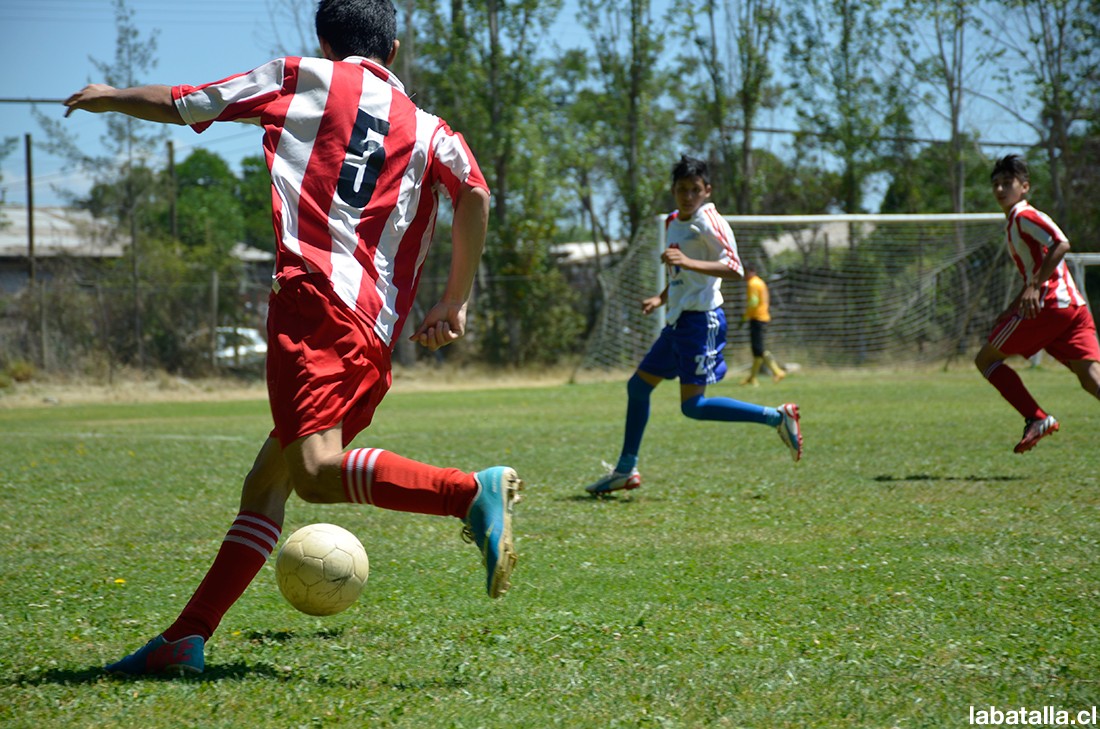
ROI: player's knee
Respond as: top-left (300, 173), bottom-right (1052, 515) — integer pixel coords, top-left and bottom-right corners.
top-left (1076, 365), bottom-right (1100, 399)
top-left (627, 373), bottom-right (654, 400)
top-left (976, 353), bottom-right (999, 376)
top-left (287, 459), bottom-right (330, 503)
top-left (681, 394), bottom-right (706, 420)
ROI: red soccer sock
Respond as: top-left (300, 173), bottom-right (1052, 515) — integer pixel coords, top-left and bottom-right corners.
top-left (162, 511), bottom-right (281, 642)
top-left (984, 360), bottom-right (1045, 420)
top-left (342, 448), bottom-right (478, 518)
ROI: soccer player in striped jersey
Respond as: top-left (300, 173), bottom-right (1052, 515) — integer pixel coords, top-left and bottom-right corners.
top-left (975, 154), bottom-right (1100, 453)
top-left (585, 156), bottom-right (803, 496)
top-left (65, 0), bottom-right (520, 676)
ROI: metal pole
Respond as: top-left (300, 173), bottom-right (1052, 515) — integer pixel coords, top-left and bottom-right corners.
top-left (25, 133), bottom-right (47, 367)
top-left (24, 134), bottom-right (35, 285)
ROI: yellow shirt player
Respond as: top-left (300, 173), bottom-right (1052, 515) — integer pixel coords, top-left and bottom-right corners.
top-left (742, 264), bottom-right (786, 385)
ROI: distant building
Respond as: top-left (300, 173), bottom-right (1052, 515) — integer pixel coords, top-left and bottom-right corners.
top-left (0, 204), bottom-right (123, 293)
top-left (0, 204), bottom-right (274, 294)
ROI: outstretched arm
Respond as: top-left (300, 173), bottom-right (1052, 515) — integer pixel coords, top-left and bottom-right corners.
top-left (64, 84), bottom-right (184, 125)
top-left (409, 182), bottom-right (490, 350)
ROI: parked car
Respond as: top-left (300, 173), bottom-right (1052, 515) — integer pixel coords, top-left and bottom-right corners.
top-left (214, 327), bottom-right (267, 369)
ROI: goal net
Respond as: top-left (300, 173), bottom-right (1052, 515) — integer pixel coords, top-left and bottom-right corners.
top-left (578, 213), bottom-right (1016, 374)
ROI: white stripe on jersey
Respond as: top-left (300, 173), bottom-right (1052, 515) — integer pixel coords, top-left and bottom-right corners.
top-left (1007, 202), bottom-right (1083, 309)
top-left (329, 73), bottom-right (395, 315)
top-left (174, 62), bottom-right (275, 128)
top-left (369, 116), bottom-right (434, 342)
top-left (271, 57), bottom-right (333, 267)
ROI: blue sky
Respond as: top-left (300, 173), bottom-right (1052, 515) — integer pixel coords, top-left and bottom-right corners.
top-left (1, 0), bottom-right (326, 206)
top-left (1, 0), bottom-right (1036, 210)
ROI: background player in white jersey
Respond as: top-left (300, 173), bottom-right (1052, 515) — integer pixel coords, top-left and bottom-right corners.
top-left (975, 154), bottom-right (1100, 453)
top-left (64, 0), bottom-right (520, 676)
top-left (585, 156), bottom-right (803, 495)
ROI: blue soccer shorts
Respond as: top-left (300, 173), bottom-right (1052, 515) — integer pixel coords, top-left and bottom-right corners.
top-left (638, 308), bottom-right (728, 385)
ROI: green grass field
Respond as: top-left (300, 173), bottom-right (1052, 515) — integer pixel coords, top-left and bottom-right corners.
top-left (1, 368), bottom-right (1098, 728)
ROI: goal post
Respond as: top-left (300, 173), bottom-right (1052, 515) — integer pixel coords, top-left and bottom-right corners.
top-left (578, 212), bottom-right (1013, 375)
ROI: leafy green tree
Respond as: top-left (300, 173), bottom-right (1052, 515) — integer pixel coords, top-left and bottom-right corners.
top-left (578, 0), bottom-right (678, 246)
top-left (981, 0), bottom-right (1100, 223)
top-left (173, 149), bottom-right (245, 258)
top-left (891, 0), bottom-right (996, 214)
top-left (879, 136), bottom-right (994, 214)
top-left (785, 0), bottom-right (899, 213)
top-left (34, 0), bottom-right (164, 366)
top-left (238, 155), bottom-right (275, 250)
top-left (413, 0), bottom-right (583, 365)
top-left (670, 0), bottom-right (783, 214)
top-left (0, 135), bottom-right (19, 229)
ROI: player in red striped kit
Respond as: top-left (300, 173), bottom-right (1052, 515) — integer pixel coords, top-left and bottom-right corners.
top-left (64, 0), bottom-right (521, 676)
top-left (975, 154), bottom-right (1100, 453)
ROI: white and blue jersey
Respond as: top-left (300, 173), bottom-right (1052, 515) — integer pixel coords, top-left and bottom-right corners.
top-left (638, 203), bottom-right (740, 384)
top-left (664, 203), bottom-right (742, 325)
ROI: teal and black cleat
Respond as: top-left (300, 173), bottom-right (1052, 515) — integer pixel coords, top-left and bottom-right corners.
top-left (463, 466), bottom-right (522, 599)
top-left (105, 634), bottom-right (205, 676)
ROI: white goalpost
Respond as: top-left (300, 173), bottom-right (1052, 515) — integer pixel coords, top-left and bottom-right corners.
top-left (579, 212), bottom-right (1015, 374)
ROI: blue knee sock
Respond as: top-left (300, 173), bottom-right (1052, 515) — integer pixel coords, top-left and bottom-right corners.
top-left (616, 374), bottom-right (654, 473)
top-left (681, 394), bottom-right (780, 426)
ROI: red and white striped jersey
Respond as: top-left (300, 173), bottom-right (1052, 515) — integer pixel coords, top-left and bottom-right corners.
top-left (172, 56), bottom-right (489, 346)
top-left (664, 202), bottom-right (742, 324)
top-left (1004, 201), bottom-right (1085, 309)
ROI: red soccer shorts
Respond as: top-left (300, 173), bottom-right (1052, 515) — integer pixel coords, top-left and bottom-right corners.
top-left (988, 303), bottom-right (1100, 364)
top-left (266, 272), bottom-right (392, 448)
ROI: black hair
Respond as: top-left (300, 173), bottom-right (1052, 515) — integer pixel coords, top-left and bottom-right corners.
top-left (316, 0), bottom-right (396, 61)
top-left (672, 155), bottom-right (710, 186)
top-left (991, 154), bottom-right (1029, 183)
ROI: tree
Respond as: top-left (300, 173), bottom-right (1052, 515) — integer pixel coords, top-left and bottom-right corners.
top-left (237, 155), bottom-right (275, 250)
top-left (578, 0), bottom-right (678, 247)
top-left (879, 136), bottom-right (994, 214)
top-left (34, 0), bottom-right (164, 367)
top-left (891, 0), bottom-right (996, 214)
top-left (413, 0), bottom-right (584, 365)
top-left (173, 149), bottom-right (245, 257)
top-left (785, 0), bottom-right (899, 213)
top-left (0, 136), bottom-right (17, 229)
top-left (980, 0), bottom-right (1100, 223)
top-left (671, 0), bottom-right (782, 214)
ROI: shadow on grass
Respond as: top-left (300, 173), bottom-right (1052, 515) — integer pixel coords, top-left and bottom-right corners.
top-left (6, 661), bottom-right (279, 685)
top-left (873, 473), bottom-right (1025, 483)
top-left (561, 493), bottom-right (658, 503)
top-left (243, 627), bottom-right (344, 642)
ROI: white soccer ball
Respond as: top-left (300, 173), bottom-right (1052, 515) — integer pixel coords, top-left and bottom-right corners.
top-left (275, 523), bottom-right (370, 616)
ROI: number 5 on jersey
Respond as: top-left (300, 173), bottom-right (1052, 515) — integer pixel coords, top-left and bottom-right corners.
top-left (338, 109), bottom-right (391, 207)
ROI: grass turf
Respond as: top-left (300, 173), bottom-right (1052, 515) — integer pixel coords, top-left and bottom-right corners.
top-left (0, 368), bottom-right (1097, 728)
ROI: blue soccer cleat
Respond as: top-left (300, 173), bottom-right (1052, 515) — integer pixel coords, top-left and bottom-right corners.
top-left (776, 403), bottom-right (803, 462)
top-left (105, 634), bottom-right (205, 676)
top-left (463, 466), bottom-right (522, 598)
top-left (585, 466), bottom-right (642, 495)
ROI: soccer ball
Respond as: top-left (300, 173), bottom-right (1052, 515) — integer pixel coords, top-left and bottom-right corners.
top-left (275, 523), bottom-right (370, 616)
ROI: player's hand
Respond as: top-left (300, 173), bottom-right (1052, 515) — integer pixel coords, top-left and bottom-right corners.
top-left (63, 84), bottom-right (117, 117)
top-left (641, 295), bottom-right (663, 315)
top-left (410, 301), bottom-right (467, 351)
top-left (1018, 284), bottom-right (1042, 320)
top-left (661, 247), bottom-right (688, 268)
